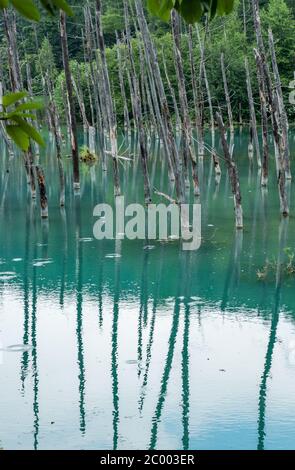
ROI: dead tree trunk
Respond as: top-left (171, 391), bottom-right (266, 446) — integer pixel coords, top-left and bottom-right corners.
top-left (161, 46), bottom-right (181, 130)
top-left (60, 11), bottom-right (80, 191)
top-left (95, 0), bottom-right (121, 196)
top-left (116, 32), bottom-right (130, 136)
top-left (255, 49), bottom-right (288, 215)
top-left (216, 112), bottom-right (243, 229)
top-left (221, 52), bottom-right (234, 135)
top-left (245, 57), bottom-right (262, 168)
top-left (252, 55), bottom-right (269, 185)
top-left (171, 10), bottom-right (199, 196)
top-left (188, 25), bottom-right (204, 158)
top-left (135, 0), bottom-right (184, 202)
top-left (196, 24), bottom-right (215, 148)
top-left (268, 29), bottom-right (291, 180)
top-left (84, 6), bottom-right (106, 170)
top-left (26, 62), bottom-right (49, 218)
top-left (123, 2), bottom-right (151, 204)
top-left (252, 0), bottom-right (289, 215)
top-left (72, 71), bottom-right (89, 133)
top-left (45, 71), bottom-right (65, 207)
top-left (130, 0), bottom-right (176, 184)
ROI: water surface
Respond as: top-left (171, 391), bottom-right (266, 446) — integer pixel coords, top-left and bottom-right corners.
top-left (0, 130), bottom-right (295, 450)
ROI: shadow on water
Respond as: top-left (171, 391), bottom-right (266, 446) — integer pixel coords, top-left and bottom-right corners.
top-left (257, 218), bottom-right (289, 451)
top-left (75, 196), bottom-right (86, 435)
top-left (111, 240), bottom-right (121, 450)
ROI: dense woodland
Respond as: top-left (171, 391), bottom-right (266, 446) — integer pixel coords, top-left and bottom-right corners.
top-left (0, 0), bottom-right (294, 126)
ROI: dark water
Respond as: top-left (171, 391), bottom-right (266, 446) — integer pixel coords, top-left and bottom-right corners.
top-left (0, 130), bottom-right (295, 450)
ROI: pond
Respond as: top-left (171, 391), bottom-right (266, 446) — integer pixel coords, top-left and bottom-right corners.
top-left (0, 129), bottom-right (295, 450)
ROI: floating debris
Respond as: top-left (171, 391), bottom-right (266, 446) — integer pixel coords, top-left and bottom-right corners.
top-left (1, 344), bottom-right (33, 353)
top-left (33, 259), bottom-right (53, 267)
top-left (105, 253), bottom-right (121, 259)
top-left (0, 272), bottom-right (17, 281)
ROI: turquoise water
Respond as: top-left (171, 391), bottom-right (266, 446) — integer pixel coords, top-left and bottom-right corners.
top-left (0, 130), bottom-right (295, 450)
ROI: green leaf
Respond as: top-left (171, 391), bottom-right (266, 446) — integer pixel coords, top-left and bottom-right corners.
top-left (176, 0), bottom-right (203, 24)
top-left (210, 0), bottom-right (218, 19)
top-left (13, 100), bottom-right (44, 112)
top-left (52, 0), bottom-right (73, 16)
top-left (0, 0), bottom-right (9, 9)
top-left (10, 0), bottom-right (41, 21)
top-left (146, 0), bottom-right (235, 23)
top-left (6, 125), bottom-right (30, 151)
top-left (147, 0), bottom-right (175, 22)
top-left (40, 0), bottom-right (73, 16)
top-left (13, 116), bottom-right (45, 146)
top-left (2, 91), bottom-right (28, 107)
top-left (217, 0), bottom-right (234, 15)
top-left (6, 111), bottom-right (37, 120)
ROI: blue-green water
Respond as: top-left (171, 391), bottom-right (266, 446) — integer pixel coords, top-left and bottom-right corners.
top-left (0, 130), bottom-right (295, 450)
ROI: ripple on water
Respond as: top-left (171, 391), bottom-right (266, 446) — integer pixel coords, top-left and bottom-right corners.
top-left (79, 237), bottom-right (93, 243)
top-left (105, 253), bottom-right (121, 259)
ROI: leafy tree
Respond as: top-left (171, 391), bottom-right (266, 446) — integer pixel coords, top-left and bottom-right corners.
top-left (0, 0), bottom-right (73, 149)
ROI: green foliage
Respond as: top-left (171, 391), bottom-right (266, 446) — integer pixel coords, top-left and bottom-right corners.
top-left (257, 248), bottom-right (295, 281)
top-left (0, 92), bottom-right (45, 150)
top-left (147, 0), bottom-right (235, 24)
top-left (0, 0), bottom-right (73, 21)
top-left (79, 145), bottom-right (98, 165)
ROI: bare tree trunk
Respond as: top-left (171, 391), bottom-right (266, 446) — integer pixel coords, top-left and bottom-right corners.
top-left (188, 25), bottom-right (204, 158)
top-left (135, 0), bottom-right (184, 203)
top-left (84, 6), bottom-right (106, 170)
top-left (82, 31), bottom-right (95, 128)
top-left (116, 32), bottom-right (130, 136)
top-left (60, 11), bottom-right (80, 191)
top-left (216, 112), bottom-right (243, 229)
top-left (172, 11), bottom-right (199, 196)
top-left (95, 0), bottom-right (121, 196)
top-left (45, 71), bottom-right (65, 207)
top-left (245, 57), bottom-right (262, 168)
top-left (252, 55), bottom-right (269, 185)
top-left (255, 49), bottom-right (288, 215)
top-left (221, 53), bottom-right (234, 135)
top-left (268, 29), bottom-right (291, 180)
top-left (196, 24), bottom-right (215, 147)
top-left (26, 62), bottom-right (49, 218)
top-left (72, 71), bottom-right (89, 133)
top-left (252, 0), bottom-right (289, 215)
top-left (161, 46), bottom-right (181, 130)
top-left (123, 2), bottom-right (151, 203)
